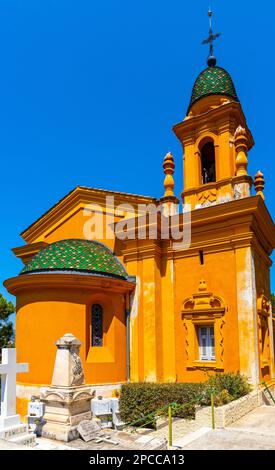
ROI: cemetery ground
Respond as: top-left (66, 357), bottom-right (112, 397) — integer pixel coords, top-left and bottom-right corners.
top-left (1, 405), bottom-right (275, 450)
top-left (1, 343), bottom-right (275, 451)
top-left (31, 404), bottom-right (275, 451)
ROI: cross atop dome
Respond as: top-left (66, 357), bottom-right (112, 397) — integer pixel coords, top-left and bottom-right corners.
top-left (202, 8), bottom-right (221, 67)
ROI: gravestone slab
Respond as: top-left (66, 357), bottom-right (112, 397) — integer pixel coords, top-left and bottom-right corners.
top-left (77, 420), bottom-right (101, 442)
top-left (91, 397), bottom-right (111, 415)
top-left (110, 397), bottom-right (125, 430)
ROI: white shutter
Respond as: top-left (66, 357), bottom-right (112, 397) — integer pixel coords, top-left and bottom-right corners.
top-left (209, 326), bottom-right (215, 360)
top-left (199, 326), bottom-right (215, 361)
top-left (199, 327), bottom-right (208, 360)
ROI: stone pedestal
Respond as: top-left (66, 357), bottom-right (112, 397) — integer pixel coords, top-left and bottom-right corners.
top-left (0, 414), bottom-right (21, 431)
top-left (40, 333), bottom-right (94, 442)
top-left (41, 385), bottom-right (94, 441)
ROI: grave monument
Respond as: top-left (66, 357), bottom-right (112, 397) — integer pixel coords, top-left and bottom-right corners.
top-left (0, 348), bottom-right (35, 445)
top-left (40, 333), bottom-right (94, 442)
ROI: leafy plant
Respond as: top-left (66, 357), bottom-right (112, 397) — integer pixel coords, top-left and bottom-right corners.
top-left (119, 373), bottom-right (251, 426)
top-left (0, 294), bottom-right (15, 359)
top-left (120, 382), bottom-right (205, 425)
top-left (200, 372), bottom-right (251, 406)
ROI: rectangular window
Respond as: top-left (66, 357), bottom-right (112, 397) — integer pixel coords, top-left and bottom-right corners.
top-left (198, 326), bottom-right (215, 361)
top-left (91, 304), bottom-right (103, 347)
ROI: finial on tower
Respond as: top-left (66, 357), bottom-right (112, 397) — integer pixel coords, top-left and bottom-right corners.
top-left (162, 152), bottom-right (176, 198)
top-left (202, 8), bottom-right (221, 67)
top-left (254, 170), bottom-right (265, 200)
top-left (234, 126), bottom-right (248, 176)
top-left (160, 152), bottom-right (179, 216)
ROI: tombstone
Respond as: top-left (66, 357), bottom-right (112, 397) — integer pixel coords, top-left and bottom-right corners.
top-left (77, 419), bottom-right (101, 442)
top-left (27, 397), bottom-right (45, 436)
top-left (110, 397), bottom-right (125, 430)
top-left (0, 348), bottom-right (36, 445)
top-left (91, 396), bottom-right (112, 428)
top-left (0, 349), bottom-right (28, 430)
top-left (40, 333), bottom-right (94, 442)
top-left (77, 420), bottom-right (118, 445)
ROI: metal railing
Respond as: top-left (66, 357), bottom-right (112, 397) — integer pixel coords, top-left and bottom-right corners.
top-left (122, 392), bottom-right (216, 447)
top-left (262, 381), bottom-right (275, 405)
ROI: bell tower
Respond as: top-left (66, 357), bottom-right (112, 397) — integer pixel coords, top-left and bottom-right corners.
top-left (173, 10), bottom-right (254, 210)
top-left (169, 9), bottom-right (275, 386)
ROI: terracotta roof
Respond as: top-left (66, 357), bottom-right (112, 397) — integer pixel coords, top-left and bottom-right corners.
top-left (21, 185), bottom-right (157, 239)
top-left (21, 238), bottom-right (128, 279)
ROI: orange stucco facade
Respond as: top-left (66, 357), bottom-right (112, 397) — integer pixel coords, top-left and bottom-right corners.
top-left (4, 62), bottom-right (275, 418)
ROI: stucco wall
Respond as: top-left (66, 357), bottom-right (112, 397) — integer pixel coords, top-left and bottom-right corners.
top-left (16, 286), bottom-right (127, 386)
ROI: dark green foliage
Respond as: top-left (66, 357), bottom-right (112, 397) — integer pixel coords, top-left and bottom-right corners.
top-left (0, 294), bottom-right (15, 358)
top-left (120, 373), bottom-right (251, 426)
top-left (201, 372), bottom-right (251, 406)
top-left (119, 382), bottom-right (205, 425)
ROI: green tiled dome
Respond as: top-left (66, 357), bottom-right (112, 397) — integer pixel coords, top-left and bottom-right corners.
top-left (188, 66), bottom-right (238, 112)
top-left (21, 239), bottom-right (128, 279)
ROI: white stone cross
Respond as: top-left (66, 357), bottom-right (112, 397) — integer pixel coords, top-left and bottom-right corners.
top-left (0, 348), bottom-right (28, 429)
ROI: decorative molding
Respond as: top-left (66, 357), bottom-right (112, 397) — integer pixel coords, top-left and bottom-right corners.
top-left (233, 186), bottom-right (242, 200)
top-left (4, 272), bottom-right (135, 296)
top-left (182, 280), bottom-right (226, 370)
top-left (182, 279), bottom-right (225, 314)
top-left (257, 290), bottom-right (271, 375)
top-left (183, 321), bottom-right (189, 362)
top-left (257, 291), bottom-right (270, 318)
top-left (219, 319), bottom-right (226, 363)
top-left (198, 188), bottom-right (217, 207)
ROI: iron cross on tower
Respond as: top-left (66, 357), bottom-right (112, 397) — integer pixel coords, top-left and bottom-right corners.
top-left (202, 9), bottom-right (221, 67)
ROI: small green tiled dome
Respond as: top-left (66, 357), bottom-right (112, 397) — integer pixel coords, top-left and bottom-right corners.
top-left (188, 66), bottom-right (238, 112)
top-left (21, 239), bottom-right (128, 279)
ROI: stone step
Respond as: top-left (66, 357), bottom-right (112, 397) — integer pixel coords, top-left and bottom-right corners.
top-left (8, 432), bottom-right (36, 446)
top-left (173, 426), bottom-right (211, 449)
top-left (0, 423), bottom-right (28, 440)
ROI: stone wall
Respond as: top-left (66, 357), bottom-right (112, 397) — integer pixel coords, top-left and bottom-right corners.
top-left (214, 391), bottom-right (262, 428)
top-left (196, 385), bottom-right (275, 429)
top-left (153, 416), bottom-right (202, 441)
top-left (151, 385), bottom-right (275, 439)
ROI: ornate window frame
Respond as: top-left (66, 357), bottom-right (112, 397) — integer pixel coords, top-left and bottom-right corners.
top-left (181, 279), bottom-right (226, 371)
top-left (257, 291), bottom-right (271, 373)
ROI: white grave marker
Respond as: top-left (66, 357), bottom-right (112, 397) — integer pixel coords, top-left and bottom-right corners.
top-left (0, 348), bottom-right (28, 429)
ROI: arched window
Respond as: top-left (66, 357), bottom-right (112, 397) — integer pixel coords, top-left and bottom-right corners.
top-left (91, 304), bottom-right (103, 347)
top-left (200, 141), bottom-right (216, 184)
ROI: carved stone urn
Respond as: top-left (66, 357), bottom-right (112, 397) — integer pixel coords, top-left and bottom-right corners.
top-left (40, 333), bottom-right (94, 442)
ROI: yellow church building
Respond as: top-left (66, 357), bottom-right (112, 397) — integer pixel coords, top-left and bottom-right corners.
top-left (4, 16), bottom-right (275, 415)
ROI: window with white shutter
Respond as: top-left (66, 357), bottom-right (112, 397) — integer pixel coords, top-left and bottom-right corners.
top-left (198, 326), bottom-right (215, 361)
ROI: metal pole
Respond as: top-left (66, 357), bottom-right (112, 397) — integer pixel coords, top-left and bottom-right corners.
top-left (125, 308), bottom-right (130, 382)
top-left (125, 293), bottom-right (131, 382)
top-left (168, 406), bottom-right (172, 447)
top-left (262, 381), bottom-right (275, 405)
top-left (211, 393), bottom-right (215, 429)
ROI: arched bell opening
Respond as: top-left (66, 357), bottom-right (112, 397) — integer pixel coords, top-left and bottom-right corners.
top-left (199, 139), bottom-right (216, 184)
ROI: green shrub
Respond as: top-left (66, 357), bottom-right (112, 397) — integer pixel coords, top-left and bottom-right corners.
top-left (201, 372), bottom-right (251, 406)
top-left (119, 373), bottom-right (251, 426)
top-left (119, 382), bottom-right (204, 426)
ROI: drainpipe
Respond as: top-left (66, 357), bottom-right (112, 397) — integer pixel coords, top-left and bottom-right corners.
top-left (125, 276), bottom-right (136, 382)
top-left (125, 293), bottom-right (131, 382)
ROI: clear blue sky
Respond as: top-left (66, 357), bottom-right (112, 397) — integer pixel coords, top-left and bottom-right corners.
top-left (1, 1), bottom-right (275, 320)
